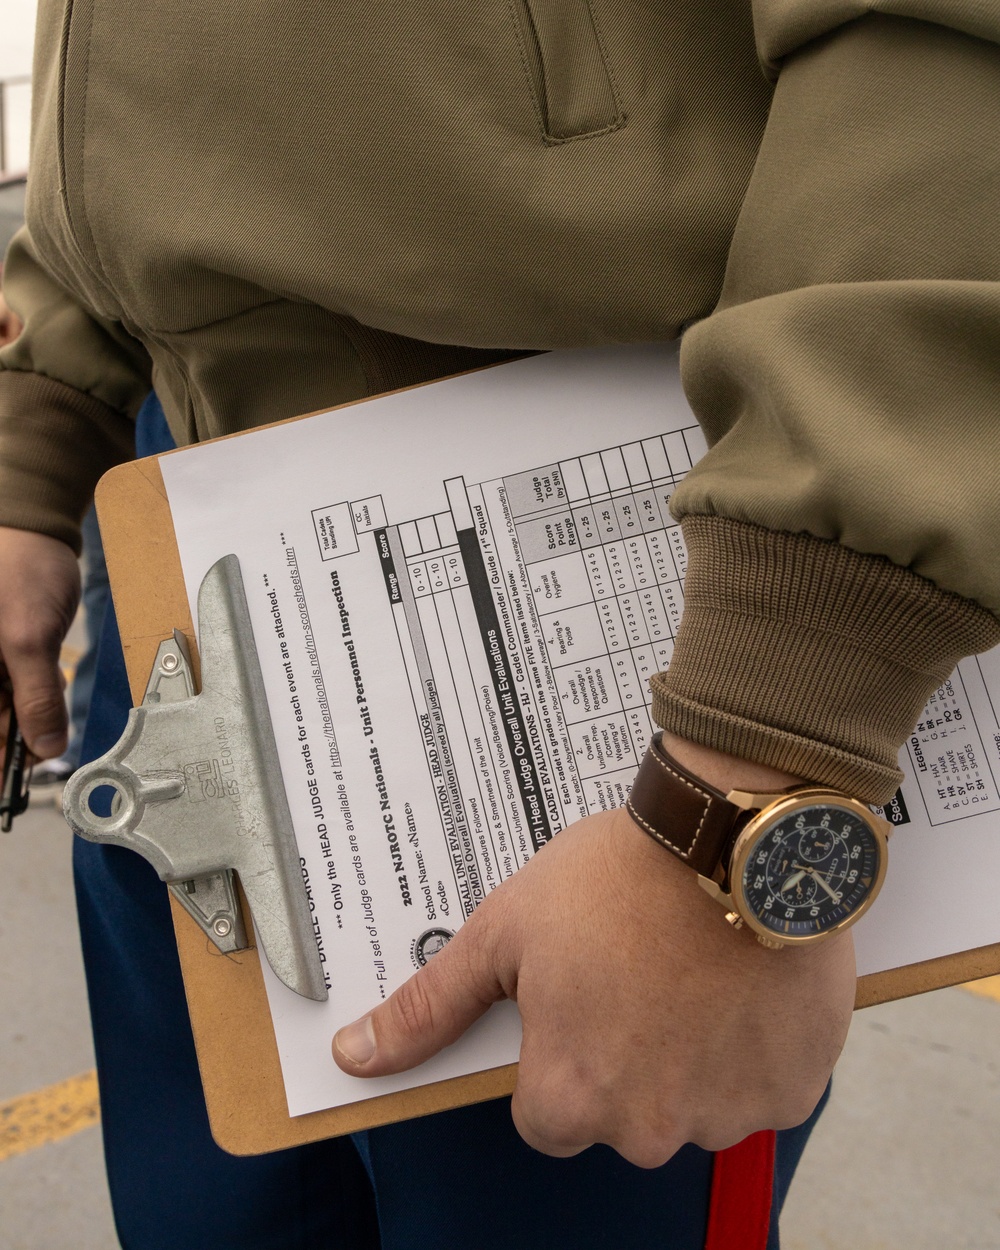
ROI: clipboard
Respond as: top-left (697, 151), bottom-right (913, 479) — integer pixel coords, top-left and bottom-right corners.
top-left (90, 413), bottom-right (1000, 1157)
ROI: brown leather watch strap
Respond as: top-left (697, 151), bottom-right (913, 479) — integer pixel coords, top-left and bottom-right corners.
top-left (625, 733), bottom-right (751, 878)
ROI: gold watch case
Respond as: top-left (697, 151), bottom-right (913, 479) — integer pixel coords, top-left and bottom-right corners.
top-left (697, 788), bottom-right (893, 949)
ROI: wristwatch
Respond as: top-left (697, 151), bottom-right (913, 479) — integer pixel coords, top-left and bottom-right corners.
top-left (626, 733), bottom-right (891, 948)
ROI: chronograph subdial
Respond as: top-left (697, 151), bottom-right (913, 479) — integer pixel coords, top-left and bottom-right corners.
top-left (777, 869), bottom-right (820, 908)
top-left (796, 826), bottom-right (836, 864)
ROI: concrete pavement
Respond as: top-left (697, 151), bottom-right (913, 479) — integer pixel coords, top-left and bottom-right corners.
top-left (0, 798), bottom-right (117, 1249)
top-left (782, 983), bottom-right (1000, 1250)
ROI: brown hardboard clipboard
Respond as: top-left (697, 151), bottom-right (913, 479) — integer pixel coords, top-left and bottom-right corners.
top-left (94, 416), bottom-right (1000, 1157)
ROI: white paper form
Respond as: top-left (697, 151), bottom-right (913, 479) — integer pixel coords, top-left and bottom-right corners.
top-left (855, 658), bottom-right (1000, 977)
top-left (158, 344), bottom-right (1000, 1117)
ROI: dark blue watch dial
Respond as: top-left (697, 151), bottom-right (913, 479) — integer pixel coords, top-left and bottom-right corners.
top-left (739, 804), bottom-right (882, 938)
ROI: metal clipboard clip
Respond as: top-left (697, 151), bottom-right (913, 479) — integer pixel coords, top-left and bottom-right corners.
top-left (63, 554), bottom-right (327, 1001)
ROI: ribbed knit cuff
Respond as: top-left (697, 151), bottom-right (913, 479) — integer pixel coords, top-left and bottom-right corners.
top-left (0, 370), bottom-right (135, 553)
top-left (651, 516), bottom-right (1000, 804)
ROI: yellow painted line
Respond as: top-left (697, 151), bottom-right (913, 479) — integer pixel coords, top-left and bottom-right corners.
top-left (961, 974), bottom-right (1000, 1003)
top-left (0, 1070), bottom-right (100, 1163)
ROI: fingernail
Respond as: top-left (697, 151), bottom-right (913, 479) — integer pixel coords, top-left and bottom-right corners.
top-left (334, 1015), bottom-right (376, 1066)
top-left (34, 733), bottom-right (66, 759)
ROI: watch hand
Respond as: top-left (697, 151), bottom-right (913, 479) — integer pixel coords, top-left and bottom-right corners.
top-left (793, 866), bottom-right (842, 902)
top-left (780, 870), bottom-right (806, 893)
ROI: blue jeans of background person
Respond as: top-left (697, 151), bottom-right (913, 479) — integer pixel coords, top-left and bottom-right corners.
top-left (72, 394), bottom-right (823, 1250)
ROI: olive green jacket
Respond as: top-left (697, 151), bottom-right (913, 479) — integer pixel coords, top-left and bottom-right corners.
top-left (3, 2), bottom-right (1000, 800)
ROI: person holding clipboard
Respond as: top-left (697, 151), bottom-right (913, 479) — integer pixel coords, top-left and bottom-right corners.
top-left (3, 6), bottom-right (1000, 1248)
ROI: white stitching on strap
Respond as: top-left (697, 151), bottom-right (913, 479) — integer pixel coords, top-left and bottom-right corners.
top-left (626, 747), bottom-right (714, 859)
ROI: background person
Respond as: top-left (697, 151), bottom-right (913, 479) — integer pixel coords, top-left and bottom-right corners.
top-left (0, 226), bottom-right (109, 790)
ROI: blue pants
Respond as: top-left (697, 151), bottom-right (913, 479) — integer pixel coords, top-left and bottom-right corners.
top-left (73, 396), bottom-right (822, 1249)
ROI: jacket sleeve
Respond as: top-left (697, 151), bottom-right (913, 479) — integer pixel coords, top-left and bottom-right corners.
top-left (0, 225), bottom-right (150, 553)
top-left (656, 9), bottom-right (1000, 802)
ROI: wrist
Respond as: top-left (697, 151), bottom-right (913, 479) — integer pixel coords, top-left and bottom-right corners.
top-left (659, 730), bottom-right (802, 795)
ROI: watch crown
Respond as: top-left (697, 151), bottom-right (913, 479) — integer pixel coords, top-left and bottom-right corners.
top-left (755, 934), bottom-right (785, 950)
top-left (724, 911), bottom-right (744, 930)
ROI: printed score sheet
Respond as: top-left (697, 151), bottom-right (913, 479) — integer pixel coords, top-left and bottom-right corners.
top-left (159, 345), bottom-right (1000, 1118)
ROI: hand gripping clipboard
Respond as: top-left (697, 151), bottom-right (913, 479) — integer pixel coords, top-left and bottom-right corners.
top-left (74, 422), bottom-right (1000, 1157)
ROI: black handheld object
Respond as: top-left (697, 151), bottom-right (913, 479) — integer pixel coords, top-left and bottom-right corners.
top-left (1, 708), bottom-right (31, 832)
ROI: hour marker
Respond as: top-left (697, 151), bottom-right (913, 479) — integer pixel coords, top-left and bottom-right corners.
top-left (861, 877), bottom-right (872, 886)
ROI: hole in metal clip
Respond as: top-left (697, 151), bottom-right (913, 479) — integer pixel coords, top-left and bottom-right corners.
top-left (87, 783), bottom-right (123, 819)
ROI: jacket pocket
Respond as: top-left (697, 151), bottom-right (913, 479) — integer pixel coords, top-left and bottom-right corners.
top-left (55, 0), bottom-right (94, 250)
top-left (55, 0), bottom-right (75, 197)
top-left (508, 0), bottom-right (624, 143)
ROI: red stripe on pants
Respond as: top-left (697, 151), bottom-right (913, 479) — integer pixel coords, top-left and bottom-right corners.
top-left (704, 1131), bottom-right (776, 1250)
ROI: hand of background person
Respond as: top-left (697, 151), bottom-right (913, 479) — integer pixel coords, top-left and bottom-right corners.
top-left (0, 527), bottom-right (81, 758)
top-left (333, 736), bottom-right (856, 1166)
